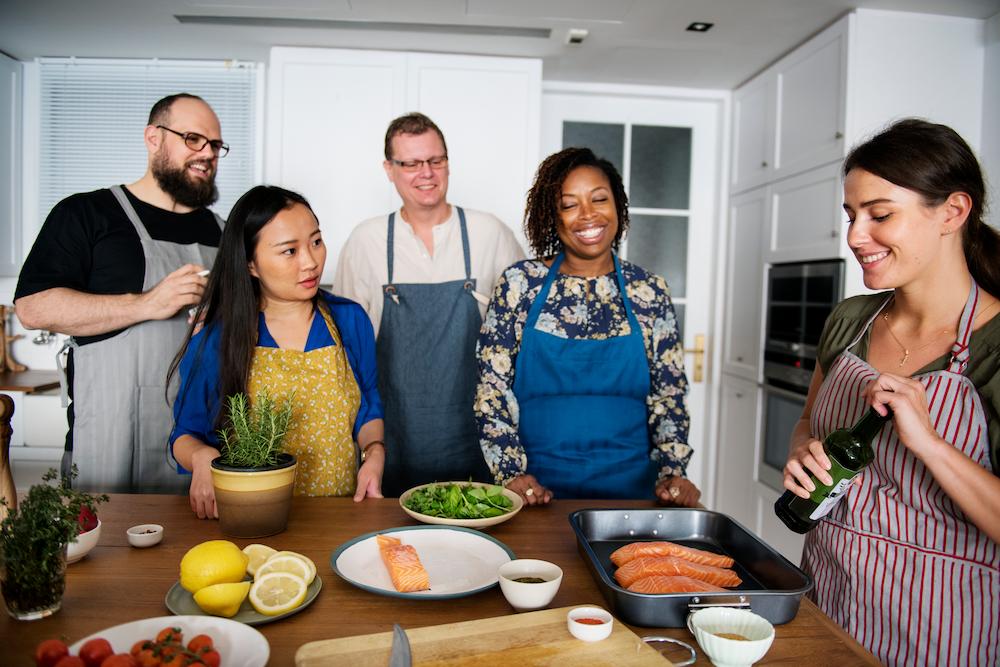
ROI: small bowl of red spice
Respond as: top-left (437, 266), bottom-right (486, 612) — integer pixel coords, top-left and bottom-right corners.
top-left (567, 606), bottom-right (614, 642)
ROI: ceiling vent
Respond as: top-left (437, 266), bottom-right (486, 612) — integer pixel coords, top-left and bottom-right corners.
top-left (174, 15), bottom-right (551, 39)
top-left (565, 28), bottom-right (589, 46)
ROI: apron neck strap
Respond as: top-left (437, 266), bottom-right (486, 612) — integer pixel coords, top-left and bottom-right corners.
top-left (456, 207), bottom-right (472, 281)
top-left (385, 206), bottom-right (471, 286)
top-left (948, 280), bottom-right (981, 373)
top-left (386, 212), bottom-right (396, 285)
top-left (110, 185), bottom-right (153, 243)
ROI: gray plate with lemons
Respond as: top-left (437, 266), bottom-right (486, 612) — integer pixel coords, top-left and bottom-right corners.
top-left (165, 577), bottom-right (322, 626)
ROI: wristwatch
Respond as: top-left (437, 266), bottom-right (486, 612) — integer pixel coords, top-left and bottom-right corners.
top-left (360, 440), bottom-right (385, 462)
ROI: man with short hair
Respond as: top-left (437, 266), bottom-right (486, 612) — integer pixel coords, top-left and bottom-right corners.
top-left (15, 93), bottom-right (226, 493)
top-left (335, 112), bottom-right (524, 496)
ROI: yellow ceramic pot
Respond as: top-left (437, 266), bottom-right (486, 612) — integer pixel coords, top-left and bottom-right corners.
top-left (211, 454), bottom-right (297, 538)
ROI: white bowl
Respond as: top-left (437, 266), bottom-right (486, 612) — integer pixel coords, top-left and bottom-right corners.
top-left (687, 607), bottom-right (775, 667)
top-left (567, 606), bottom-right (614, 642)
top-left (126, 524), bottom-right (164, 548)
top-left (67, 519), bottom-right (101, 564)
top-left (497, 559), bottom-right (562, 612)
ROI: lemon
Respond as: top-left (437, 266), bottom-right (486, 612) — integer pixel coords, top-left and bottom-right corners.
top-left (256, 554), bottom-right (312, 583)
top-left (180, 540), bottom-right (250, 593)
top-left (267, 550), bottom-right (317, 583)
top-left (193, 581), bottom-right (251, 617)
top-left (242, 543), bottom-right (278, 576)
top-left (249, 572), bottom-right (308, 616)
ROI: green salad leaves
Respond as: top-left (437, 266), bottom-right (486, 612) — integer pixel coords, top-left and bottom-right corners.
top-left (404, 483), bottom-right (514, 519)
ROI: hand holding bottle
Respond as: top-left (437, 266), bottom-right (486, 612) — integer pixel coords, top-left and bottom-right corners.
top-left (863, 372), bottom-right (942, 461)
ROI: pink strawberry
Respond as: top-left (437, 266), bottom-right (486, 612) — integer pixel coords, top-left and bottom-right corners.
top-left (77, 505), bottom-right (98, 534)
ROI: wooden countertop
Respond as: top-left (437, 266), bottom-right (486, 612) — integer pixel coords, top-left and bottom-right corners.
top-left (1, 495), bottom-right (879, 666)
top-left (0, 369), bottom-right (60, 394)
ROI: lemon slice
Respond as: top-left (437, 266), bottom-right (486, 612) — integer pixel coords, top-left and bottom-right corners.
top-left (267, 550), bottom-right (317, 583)
top-left (256, 554), bottom-right (312, 583)
top-left (249, 572), bottom-right (308, 616)
top-left (242, 543), bottom-right (278, 576)
top-left (193, 581), bottom-right (251, 617)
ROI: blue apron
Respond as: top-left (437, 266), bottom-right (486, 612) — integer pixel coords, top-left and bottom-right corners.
top-left (513, 253), bottom-right (657, 499)
top-left (376, 207), bottom-right (492, 496)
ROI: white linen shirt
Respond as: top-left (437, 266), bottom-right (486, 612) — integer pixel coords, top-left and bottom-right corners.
top-left (333, 206), bottom-right (525, 336)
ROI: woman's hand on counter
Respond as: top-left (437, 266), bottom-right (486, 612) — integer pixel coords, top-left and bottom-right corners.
top-left (506, 474), bottom-right (553, 506)
top-left (188, 445), bottom-right (219, 519)
top-left (655, 475), bottom-right (701, 507)
top-left (354, 443), bottom-right (385, 502)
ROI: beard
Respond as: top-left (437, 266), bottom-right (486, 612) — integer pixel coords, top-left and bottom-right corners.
top-left (152, 150), bottom-right (219, 209)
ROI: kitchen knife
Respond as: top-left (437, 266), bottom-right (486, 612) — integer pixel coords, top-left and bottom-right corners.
top-left (389, 623), bottom-right (412, 667)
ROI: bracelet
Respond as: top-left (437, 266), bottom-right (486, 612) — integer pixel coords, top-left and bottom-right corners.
top-left (360, 440), bottom-right (385, 462)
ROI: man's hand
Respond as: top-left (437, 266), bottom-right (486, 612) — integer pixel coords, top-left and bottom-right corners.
top-left (140, 264), bottom-right (209, 321)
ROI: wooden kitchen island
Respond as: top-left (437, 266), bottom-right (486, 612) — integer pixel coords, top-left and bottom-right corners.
top-left (2, 495), bottom-right (878, 665)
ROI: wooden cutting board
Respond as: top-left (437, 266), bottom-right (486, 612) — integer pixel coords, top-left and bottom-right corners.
top-left (295, 605), bottom-right (672, 666)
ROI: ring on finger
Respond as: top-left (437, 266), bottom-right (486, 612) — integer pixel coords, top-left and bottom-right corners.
top-left (669, 486), bottom-right (680, 499)
top-left (525, 488), bottom-right (534, 497)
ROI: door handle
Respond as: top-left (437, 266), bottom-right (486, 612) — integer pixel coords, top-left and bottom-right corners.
top-left (683, 334), bottom-right (706, 383)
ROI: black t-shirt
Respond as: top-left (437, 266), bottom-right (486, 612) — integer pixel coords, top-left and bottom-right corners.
top-left (14, 186), bottom-right (222, 345)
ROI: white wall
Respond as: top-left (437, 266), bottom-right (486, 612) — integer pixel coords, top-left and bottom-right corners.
top-left (984, 11), bottom-right (1000, 228)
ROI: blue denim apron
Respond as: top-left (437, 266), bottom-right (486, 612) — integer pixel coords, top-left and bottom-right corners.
top-left (513, 253), bottom-right (656, 499)
top-left (376, 207), bottom-right (491, 496)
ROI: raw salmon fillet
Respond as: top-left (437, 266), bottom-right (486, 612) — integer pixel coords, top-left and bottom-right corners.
top-left (627, 575), bottom-right (728, 594)
top-left (613, 555), bottom-right (742, 588)
top-left (377, 534), bottom-right (430, 592)
top-left (609, 540), bottom-right (735, 569)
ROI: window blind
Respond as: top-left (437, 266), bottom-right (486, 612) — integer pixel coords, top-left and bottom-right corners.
top-left (39, 58), bottom-right (257, 220)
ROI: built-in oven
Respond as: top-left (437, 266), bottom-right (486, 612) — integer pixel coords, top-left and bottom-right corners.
top-left (757, 260), bottom-right (844, 491)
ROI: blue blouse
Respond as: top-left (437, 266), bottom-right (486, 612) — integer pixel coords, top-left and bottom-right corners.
top-left (170, 291), bottom-right (383, 457)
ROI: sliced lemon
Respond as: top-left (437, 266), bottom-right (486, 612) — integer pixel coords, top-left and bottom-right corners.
top-left (193, 580), bottom-right (251, 617)
top-left (255, 554), bottom-right (312, 583)
top-left (267, 550), bottom-right (317, 583)
top-left (242, 543), bottom-right (278, 576)
top-left (249, 572), bottom-right (308, 616)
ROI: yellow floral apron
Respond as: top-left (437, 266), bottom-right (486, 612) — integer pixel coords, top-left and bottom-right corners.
top-left (248, 302), bottom-right (361, 496)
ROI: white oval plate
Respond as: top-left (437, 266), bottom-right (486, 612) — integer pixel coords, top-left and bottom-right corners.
top-left (399, 481), bottom-right (523, 528)
top-left (68, 615), bottom-right (269, 667)
top-left (331, 526), bottom-right (515, 599)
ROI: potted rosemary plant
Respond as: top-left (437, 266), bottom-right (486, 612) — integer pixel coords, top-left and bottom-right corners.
top-left (210, 391), bottom-right (297, 538)
top-left (0, 468), bottom-right (107, 620)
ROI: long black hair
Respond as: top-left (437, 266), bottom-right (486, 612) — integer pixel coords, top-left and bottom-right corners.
top-left (844, 118), bottom-right (999, 295)
top-left (167, 185), bottom-right (315, 430)
top-left (523, 147), bottom-right (629, 258)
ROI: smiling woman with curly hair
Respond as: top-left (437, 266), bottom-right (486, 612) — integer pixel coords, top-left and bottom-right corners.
top-left (474, 147), bottom-right (698, 506)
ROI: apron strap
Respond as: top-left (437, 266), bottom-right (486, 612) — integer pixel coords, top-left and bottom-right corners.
top-left (948, 281), bottom-right (980, 374)
top-left (385, 212), bottom-right (396, 286)
top-left (612, 254), bottom-right (641, 333)
top-left (457, 207), bottom-right (473, 286)
top-left (109, 185), bottom-right (153, 243)
top-left (525, 253), bottom-right (564, 329)
top-left (846, 293), bottom-right (894, 351)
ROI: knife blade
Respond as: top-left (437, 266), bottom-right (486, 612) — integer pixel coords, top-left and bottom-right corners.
top-left (389, 623), bottom-right (413, 667)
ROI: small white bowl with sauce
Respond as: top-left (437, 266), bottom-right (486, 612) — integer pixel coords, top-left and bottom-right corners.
top-left (126, 524), bottom-right (164, 548)
top-left (687, 607), bottom-right (774, 667)
top-left (567, 606), bottom-right (614, 642)
top-left (497, 559), bottom-right (563, 612)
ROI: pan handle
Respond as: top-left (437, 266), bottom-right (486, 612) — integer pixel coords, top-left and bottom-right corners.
top-left (641, 636), bottom-right (696, 667)
top-left (688, 594), bottom-right (751, 611)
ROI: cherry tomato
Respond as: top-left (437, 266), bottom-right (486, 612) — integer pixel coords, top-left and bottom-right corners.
top-left (35, 639), bottom-right (70, 667)
top-left (79, 638), bottom-right (114, 667)
top-left (157, 654), bottom-right (185, 667)
top-left (53, 657), bottom-right (86, 667)
top-left (155, 627), bottom-right (183, 645)
top-left (198, 649), bottom-right (221, 667)
top-left (129, 641), bottom-right (153, 658)
top-left (186, 634), bottom-right (213, 654)
top-left (99, 655), bottom-right (139, 667)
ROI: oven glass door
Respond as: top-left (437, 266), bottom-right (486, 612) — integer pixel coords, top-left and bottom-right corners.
top-left (757, 383), bottom-right (807, 492)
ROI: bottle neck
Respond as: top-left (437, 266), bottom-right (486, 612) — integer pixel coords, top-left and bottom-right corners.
top-left (851, 406), bottom-right (892, 443)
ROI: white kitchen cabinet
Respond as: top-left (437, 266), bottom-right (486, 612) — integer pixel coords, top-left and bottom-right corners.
top-left (722, 188), bottom-right (767, 379)
top-left (755, 492), bottom-right (805, 564)
top-left (765, 162), bottom-right (844, 263)
top-left (266, 48), bottom-right (540, 284)
top-left (772, 22), bottom-right (847, 181)
top-left (730, 75), bottom-right (775, 194)
top-left (0, 53), bottom-right (22, 277)
top-left (714, 376), bottom-right (760, 531)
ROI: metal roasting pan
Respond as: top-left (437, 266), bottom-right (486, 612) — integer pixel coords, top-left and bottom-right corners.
top-left (569, 508), bottom-right (813, 628)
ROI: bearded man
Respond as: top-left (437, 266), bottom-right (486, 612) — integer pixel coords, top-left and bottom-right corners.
top-left (15, 93), bottom-right (226, 493)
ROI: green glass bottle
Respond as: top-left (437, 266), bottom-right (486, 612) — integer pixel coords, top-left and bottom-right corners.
top-left (774, 407), bottom-right (891, 534)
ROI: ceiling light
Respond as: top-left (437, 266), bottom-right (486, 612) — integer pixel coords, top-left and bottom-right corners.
top-left (566, 28), bottom-right (589, 46)
top-left (686, 22), bottom-right (714, 33)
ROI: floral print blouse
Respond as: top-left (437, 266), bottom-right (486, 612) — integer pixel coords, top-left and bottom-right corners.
top-left (475, 258), bottom-right (691, 486)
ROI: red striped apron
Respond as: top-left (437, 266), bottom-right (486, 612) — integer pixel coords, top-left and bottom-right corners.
top-left (802, 283), bottom-right (1000, 666)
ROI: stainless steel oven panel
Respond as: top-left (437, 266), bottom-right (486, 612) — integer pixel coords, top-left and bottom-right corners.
top-left (757, 383), bottom-right (807, 493)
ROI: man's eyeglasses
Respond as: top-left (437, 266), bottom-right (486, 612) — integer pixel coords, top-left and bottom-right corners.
top-left (390, 155), bottom-right (448, 172)
top-left (157, 125), bottom-right (230, 157)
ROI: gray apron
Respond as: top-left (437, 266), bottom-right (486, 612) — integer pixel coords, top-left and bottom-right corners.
top-left (376, 207), bottom-right (491, 496)
top-left (63, 185), bottom-right (221, 493)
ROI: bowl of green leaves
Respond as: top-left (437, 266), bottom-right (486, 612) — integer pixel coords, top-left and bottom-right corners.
top-left (399, 481), bottom-right (523, 529)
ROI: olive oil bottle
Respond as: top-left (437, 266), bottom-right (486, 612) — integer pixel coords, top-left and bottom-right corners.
top-left (774, 407), bottom-right (891, 534)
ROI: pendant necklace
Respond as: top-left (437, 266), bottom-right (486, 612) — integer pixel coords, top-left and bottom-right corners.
top-left (881, 311), bottom-right (953, 368)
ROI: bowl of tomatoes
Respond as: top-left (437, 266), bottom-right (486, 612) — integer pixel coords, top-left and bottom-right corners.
top-left (66, 506), bottom-right (101, 565)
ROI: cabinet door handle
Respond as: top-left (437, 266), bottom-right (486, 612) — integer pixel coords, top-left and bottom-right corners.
top-left (736, 356), bottom-right (744, 362)
top-left (835, 131), bottom-right (844, 139)
top-left (735, 392), bottom-right (744, 399)
top-left (830, 230), bottom-right (839, 238)
top-left (760, 161), bottom-right (768, 168)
